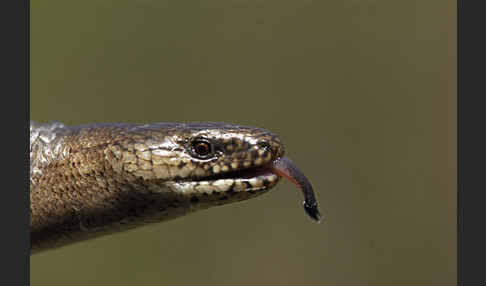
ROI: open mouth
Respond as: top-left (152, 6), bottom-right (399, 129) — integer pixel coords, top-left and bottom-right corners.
top-left (168, 162), bottom-right (280, 198)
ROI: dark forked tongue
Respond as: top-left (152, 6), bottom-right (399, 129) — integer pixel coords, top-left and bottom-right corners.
top-left (270, 157), bottom-right (321, 223)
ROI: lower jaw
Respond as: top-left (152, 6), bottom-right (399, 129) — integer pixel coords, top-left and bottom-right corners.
top-left (167, 173), bottom-right (281, 196)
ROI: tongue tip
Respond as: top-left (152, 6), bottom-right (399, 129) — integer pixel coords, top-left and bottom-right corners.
top-left (303, 200), bottom-right (322, 223)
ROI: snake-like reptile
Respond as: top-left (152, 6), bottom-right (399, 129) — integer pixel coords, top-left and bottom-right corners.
top-left (30, 121), bottom-right (320, 254)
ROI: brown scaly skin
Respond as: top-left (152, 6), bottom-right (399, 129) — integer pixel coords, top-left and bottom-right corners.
top-left (30, 122), bottom-right (284, 254)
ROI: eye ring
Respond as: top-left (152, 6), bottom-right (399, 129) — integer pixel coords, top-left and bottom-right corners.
top-left (191, 138), bottom-right (214, 159)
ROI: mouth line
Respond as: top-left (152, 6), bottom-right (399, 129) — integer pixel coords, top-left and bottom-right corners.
top-left (191, 163), bottom-right (276, 182)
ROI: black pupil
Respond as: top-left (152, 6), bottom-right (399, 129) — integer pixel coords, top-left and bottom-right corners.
top-left (195, 141), bottom-right (210, 156)
top-left (259, 142), bottom-right (269, 149)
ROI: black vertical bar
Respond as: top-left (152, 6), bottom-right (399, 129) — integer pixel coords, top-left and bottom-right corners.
top-left (0, 0), bottom-right (30, 285)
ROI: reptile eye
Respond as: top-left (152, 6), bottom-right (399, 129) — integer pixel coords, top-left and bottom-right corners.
top-left (258, 141), bottom-right (270, 151)
top-left (192, 139), bottom-right (213, 158)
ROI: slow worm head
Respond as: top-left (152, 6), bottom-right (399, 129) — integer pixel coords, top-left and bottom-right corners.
top-left (30, 122), bottom-right (320, 253)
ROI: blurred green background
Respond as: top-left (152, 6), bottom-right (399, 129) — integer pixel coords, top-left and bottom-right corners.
top-left (30, 0), bottom-right (456, 285)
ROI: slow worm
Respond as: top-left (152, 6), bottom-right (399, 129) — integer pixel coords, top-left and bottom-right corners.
top-left (30, 122), bottom-right (320, 254)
